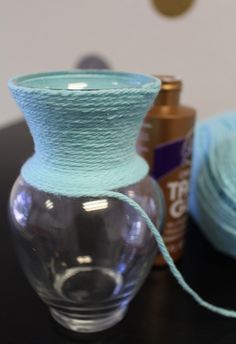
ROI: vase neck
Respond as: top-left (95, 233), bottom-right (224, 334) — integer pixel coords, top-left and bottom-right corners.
top-left (9, 71), bottom-right (160, 196)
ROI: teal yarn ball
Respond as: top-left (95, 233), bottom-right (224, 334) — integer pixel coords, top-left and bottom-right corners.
top-left (189, 112), bottom-right (236, 258)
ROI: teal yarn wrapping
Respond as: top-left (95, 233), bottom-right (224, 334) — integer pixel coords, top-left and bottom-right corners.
top-left (9, 70), bottom-right (160, 196)
top-left (9, 72), bottom-right (236, 318)
top-left (190, 112), bottom-right (236, 258)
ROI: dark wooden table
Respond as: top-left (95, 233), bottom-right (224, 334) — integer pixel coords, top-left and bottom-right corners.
top-left (0, 121), bottom-right (236, 344)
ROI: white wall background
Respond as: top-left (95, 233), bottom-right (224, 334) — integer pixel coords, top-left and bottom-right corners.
top-left (1, 0), bottom-right (236, 128)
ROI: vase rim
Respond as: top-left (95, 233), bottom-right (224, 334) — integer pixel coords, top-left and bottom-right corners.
top-left (9, 70), bottom-right (161, 94)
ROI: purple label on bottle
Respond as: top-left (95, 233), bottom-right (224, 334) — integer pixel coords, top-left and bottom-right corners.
top-left (153, 133), bottom-right (193, 180)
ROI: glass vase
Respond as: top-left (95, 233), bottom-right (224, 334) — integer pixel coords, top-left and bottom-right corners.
top-left (8, 70), bottom-right (163, 332)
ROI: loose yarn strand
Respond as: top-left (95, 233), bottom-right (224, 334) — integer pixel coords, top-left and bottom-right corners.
top-left (103, 190), bottom-right (236, 318)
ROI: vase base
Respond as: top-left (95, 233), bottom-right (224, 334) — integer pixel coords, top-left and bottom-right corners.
top-left (50, 306), bottom-right (127, 333)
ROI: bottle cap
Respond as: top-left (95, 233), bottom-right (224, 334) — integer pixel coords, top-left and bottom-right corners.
top-left (154, 75), bottom-right (182, 105)
top-left (156, 75), bottom-right (182, 91)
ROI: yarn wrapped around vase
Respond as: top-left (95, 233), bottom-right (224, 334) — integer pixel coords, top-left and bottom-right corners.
top-left (8, 71), bottom-right (236, 319)
top-left (189, 112), bottom-right (236, 258)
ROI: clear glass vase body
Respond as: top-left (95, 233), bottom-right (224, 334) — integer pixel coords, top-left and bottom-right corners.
top-left (9, 175), bottom-right (164, 333)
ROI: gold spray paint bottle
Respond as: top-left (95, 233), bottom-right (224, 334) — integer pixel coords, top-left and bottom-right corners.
top-left (138, 76), bottom-right (196, 266)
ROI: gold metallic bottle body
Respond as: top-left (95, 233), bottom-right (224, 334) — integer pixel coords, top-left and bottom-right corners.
top-left (139, 76), bottom-right (196, 266)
